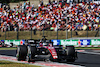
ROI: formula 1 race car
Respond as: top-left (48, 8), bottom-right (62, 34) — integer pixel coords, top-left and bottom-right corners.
top-left (16, 36), bottom-right (77, 62)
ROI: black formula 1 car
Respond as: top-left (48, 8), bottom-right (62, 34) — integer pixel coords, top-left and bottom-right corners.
top-left (16, 36), bottom-right (77, 62)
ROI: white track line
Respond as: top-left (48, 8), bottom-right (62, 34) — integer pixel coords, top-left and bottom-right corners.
top-left (0, 55), bottom-right (83, 67)
top-left (80, 51), bottom-right (100, 55)
top-left (76, 50), bottom-right (100, 55)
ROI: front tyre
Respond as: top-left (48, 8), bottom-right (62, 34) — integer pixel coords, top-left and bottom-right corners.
top-left (16, 45), bottom-right (28, 61)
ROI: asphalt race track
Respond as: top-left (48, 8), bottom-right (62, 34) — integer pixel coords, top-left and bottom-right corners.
top-left (0, 50), bottom-right (100, 67)
top-left (73, 52), bottom-right (100, 67)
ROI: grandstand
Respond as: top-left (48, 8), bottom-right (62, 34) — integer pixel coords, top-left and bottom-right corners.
top-left (0, 0), bottom-right (100, 32)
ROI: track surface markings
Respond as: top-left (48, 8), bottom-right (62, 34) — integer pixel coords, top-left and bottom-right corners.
top-left (0, 55), bottom-right (83, 67)
top-left (79, 51), bottom-right (100, 55)
top-left (76, 50), bottom-right (85, 52)
top-left (76, 50), bottom-right (100, 55)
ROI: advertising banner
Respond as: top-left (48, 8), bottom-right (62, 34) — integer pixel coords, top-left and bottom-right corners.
top-left (91, 39), bottom-right (100, 45)
top-left (2, 39), bottom-right (100, 47)
top-left (78, 39), bottom-right (91, 45)
top-left (1, 40), bottom-right (4, 42)
top-left (51, 40), bottom-right (60, 45)
top-left (4, 40), bottom-right (25, 46)
top-left (60, 40), bottom-right (78, 47)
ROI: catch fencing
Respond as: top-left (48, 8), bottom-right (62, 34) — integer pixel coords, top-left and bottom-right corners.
top-left (0, 30), bottom-right (100, 40)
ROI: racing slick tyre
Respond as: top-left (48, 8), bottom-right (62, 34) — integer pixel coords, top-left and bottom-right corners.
top-left (27, 46), bottom-right (37, 62)
top-left (16, 45), bottom-right (28, 61)
top-left (66, 46), bottom-right (75, 62)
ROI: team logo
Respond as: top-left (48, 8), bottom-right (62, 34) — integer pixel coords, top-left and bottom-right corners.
top-left (20, 40), bottom-right (25, 45)
top-left (51, 40), bottom-right (60, 45)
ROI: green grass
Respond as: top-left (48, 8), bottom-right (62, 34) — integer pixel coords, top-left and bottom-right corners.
top-left (75, 47), bottom-right (100, 49)
top-left (0, 31), bottom-right (99, 40)
top-left (0, 47), bottom-right (17, 50)
top-left (0, 61), bottom-right (41, 67)
top-left (0, 47), bottom-right (100, 50)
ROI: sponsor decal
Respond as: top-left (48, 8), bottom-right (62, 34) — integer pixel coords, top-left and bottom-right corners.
top-left (27, 40), bottom-right (34, 43)
top-left (43, 46), bottom-right (58, 59)
top-left (47, 46), bottom-right (58, 59)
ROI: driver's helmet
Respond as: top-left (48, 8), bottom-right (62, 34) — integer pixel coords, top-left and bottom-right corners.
top-left (41, 38), bottom-right (47, 42)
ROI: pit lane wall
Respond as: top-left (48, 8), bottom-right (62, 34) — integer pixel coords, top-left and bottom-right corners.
top-left (0, 39), bottom-right (100, 47)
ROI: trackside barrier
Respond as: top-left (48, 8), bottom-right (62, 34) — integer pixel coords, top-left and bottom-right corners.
top-left (52, 39), bottom-right (100, 47)
top-left (0, 40), bottom-right (25, 47)
top-left (5, 40), bottom-right (25, 45)
top-left (0, 39), bottom-right (100, 47)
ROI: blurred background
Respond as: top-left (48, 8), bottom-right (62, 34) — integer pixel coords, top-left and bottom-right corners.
top-left (0, 0), bottom-right (100, 40)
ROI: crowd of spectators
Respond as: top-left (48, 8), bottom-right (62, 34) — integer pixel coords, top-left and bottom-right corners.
top-left (0, 0), bottom-right (100, 32)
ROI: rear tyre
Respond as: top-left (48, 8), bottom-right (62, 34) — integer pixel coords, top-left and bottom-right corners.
top-left (16, 45), bottom-right (28, 61)
top-left (66, 46), bottom-right (75, 62)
